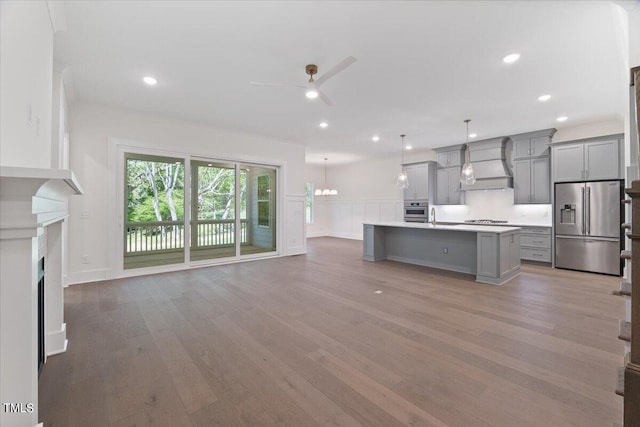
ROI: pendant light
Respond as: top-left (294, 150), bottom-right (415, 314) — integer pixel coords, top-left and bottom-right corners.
top-left (460, 119), bottom-right (476, 185)
top-left (396, 134), bottom-right (409, 189)
top-left (314, 158), bottom-right (338, 196)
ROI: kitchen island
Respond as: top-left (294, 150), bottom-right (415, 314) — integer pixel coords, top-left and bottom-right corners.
top-left (363, 221), bottom-right (521, 285)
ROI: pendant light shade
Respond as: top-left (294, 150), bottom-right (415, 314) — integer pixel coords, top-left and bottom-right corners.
top-left (460, 119), bottom-right (476, 185)
top-left (315, 158), bottom-right (338, 196)
top-left (396, 134), bottom-right (409, 189)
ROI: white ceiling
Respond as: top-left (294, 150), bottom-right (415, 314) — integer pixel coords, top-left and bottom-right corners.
top-left (55, 1), bottom-right (628, 165)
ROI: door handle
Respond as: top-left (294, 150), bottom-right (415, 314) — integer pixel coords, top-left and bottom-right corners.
top-left (581, 187), bottom-right (585, 235)
top-left (586, 186), bottom-right (590, 235)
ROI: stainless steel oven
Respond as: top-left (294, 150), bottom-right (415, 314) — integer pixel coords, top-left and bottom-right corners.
top-left (404, 200), bottom-right (428, 222)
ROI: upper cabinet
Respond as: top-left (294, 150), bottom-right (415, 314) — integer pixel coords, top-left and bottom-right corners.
top-left (435, 167), bottom-right (463, 205)
top-left (510, 129), bottom-right (555, 204)
top-left (436, 145), bottom-right (464, 168)
top-left (513, 136), bottom-right (551, 159)
top-left (433, 145), bottom-right (464, 205)
top-left (552, 136), bottom-right (623, 182)
top-left (403, 162), bottom-right (434, 201)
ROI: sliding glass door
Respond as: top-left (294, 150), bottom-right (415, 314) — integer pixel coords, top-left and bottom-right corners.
top-left (190, 161), bottom-right (247, 261)
top-left (240, 164), bottom-right (277, 256)
top-left (124, 154), bottom-right (185, 269)
top-left (123, 153), bottom-right (277, 269)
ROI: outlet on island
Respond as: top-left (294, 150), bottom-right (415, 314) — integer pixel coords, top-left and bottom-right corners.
top-left (443, 248), bottom-right (448, 254)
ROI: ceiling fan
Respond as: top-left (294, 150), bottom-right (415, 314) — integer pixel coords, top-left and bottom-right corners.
top-left (250, 56), bottom-right (357, 106)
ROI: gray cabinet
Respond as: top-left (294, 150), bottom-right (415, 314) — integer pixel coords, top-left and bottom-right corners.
top-left (514, 157), bottom-right (550, 204)
top-left (403, 162), bottom-right (430, 200)
top-left (435, 145), bottom-right (464, 168)
top-left (499, 232), bottom-right (521, 273)
top-left (434, 145), bottom-right (464, 205)
top-left (552, 137), bottom-right (622, 182)
top-left (435, 166), bottom-right (463, 205)
top-left (510, 129), bottom-right (554, 204)
top-left (519, 226), bottom-right (551, 262)
top-left (363, 225), bottom-right (385, 261)
top-left (477, 230), bottom-right (520, 284)
top-left (513, 136), bottom-right (551, 159)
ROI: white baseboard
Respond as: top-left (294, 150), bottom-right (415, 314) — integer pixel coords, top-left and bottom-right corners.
top-left (285, 248), bottom-right (307, 256)
top-left (306, 230), bottom-right (329, 238)
top-left (329, 231), bottom-right (362, 241)
top-left (67, 268), bottom-right (108, 285)
top-left (46, 324), bottom-right (67, 356)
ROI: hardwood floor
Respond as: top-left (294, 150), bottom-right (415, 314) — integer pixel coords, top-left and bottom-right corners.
top-left (39, 237), bottom-right (625, 426)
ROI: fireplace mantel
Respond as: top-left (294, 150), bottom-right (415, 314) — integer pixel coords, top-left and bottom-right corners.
top-left (0, 166), bottom-right (82, 234)
top-left (1, 166), bottom-right (82, 427)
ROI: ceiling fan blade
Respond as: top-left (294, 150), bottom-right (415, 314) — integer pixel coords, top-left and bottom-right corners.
top-left (318, 91), bottom-right (333, 106)
top-left (315, 56), bottom-right (357, 87)
top-left (250, 81), bottom-right (306, 89)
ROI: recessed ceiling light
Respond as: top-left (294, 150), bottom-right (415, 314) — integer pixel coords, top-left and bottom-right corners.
top-left (143, 76), bottom-right (157, 86)
top-left (405, 145), bottom-right (413, 150)
top-left (372, 135), bottom-right (380, 142)
top-left (538, 94), bottom-right (551, 102)
top-left (556, 116), bottom-right (568, 122)
top-left (469, 133), bottom-right (477, 139)
top-left (502, 53), bottom-right (520, 64)
top-left (374, 290), bottom-right (383, 294)
top-left (319, 122), bottom-right (328, 128)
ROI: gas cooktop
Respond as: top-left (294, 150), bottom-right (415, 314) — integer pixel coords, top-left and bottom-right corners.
top-left (464, 219), bottom-right (509, 224)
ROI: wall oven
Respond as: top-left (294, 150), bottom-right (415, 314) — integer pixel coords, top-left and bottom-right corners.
top-left (404, 200), bottom-right (428, 222)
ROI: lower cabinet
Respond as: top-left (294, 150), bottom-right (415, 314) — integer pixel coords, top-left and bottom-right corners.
top-left (477, 231), bottom-right (520, 283)
top-left (519, 226), bottom-right (551, 262)
top-left (363, 225), bottom-right (385, 261)
top-left (500, 232), bottom-right (521, 274)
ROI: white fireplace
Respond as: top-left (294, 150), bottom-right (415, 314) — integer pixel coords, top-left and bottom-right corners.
top-left (0, 166), bottom-right (82, 427)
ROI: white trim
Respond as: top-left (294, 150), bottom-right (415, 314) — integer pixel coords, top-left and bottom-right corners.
top-left (306, 230), bottom-right (328, 238)
top-left (67, 268), bottom-right (108, 285)
top-left (45, 324), bottom-right (67, 356)
top-left (328, 231), bottom-right (362, 240)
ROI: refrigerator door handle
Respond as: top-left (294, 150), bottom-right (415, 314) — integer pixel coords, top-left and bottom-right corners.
top-left (586, 186), bottom-right (590, 235)
top-left (581, 187), bottom-right (585, 235)
top-left (556, 235), bottom-right (620, 242)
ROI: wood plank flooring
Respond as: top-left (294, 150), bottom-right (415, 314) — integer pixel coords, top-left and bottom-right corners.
top-left (39, 237), bottom-right (625, 426)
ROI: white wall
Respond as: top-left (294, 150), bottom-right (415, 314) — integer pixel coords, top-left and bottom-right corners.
top-left (553, 118), bottom-right (624, 143)
top-left (305, 164), bottom-right (331, 237)
top-left (68, 102), bottom-right (306, 284)
top-left (0, 0), bottom-right (54, 168)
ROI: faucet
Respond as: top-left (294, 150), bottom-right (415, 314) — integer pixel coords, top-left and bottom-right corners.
top-left (430, 207), bottom-right (436, 225)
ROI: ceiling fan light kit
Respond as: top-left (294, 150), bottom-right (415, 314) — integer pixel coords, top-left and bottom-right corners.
top-left (250, 57), bottom-right (356, 107)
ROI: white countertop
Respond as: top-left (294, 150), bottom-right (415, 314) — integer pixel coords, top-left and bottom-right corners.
top-left (439, 221), bottom-right (552, 228)
top-left (364, 221), bottom-right (521, 233)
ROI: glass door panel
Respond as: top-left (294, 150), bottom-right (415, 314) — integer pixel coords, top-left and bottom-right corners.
top-left (124, 154), bottom-right (185, 269)
top-left (240, 165), bottom-right (277, 256)
top-left (190, 161), bottom-right (238, 261)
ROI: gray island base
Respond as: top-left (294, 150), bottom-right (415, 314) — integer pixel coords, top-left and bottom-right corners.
top-left (363, 222), bottom-right (521, 285)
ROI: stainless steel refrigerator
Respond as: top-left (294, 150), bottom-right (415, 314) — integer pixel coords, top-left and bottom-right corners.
top-left (555, 180), bottom-right (623, 275)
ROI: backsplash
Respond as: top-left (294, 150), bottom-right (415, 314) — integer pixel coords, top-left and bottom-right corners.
top-left (434, 188), bottom-right (552, 225)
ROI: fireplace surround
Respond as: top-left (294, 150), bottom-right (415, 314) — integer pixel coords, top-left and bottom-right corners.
top-left (0, 166), bottom-right (82, 427)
